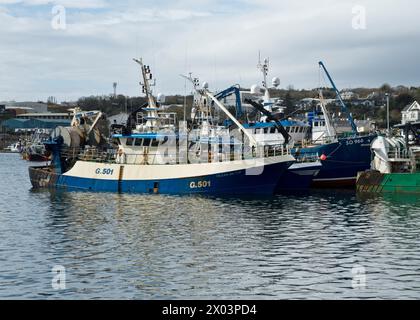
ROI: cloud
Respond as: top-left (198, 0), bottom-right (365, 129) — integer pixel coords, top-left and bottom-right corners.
top-left (0, 0), bottom-right (107, 9)
top-left (0, 0), bottom-right (419, 102)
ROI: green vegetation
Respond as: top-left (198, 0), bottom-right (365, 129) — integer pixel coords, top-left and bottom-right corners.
top-left (50, 84), bottom-right (419, 128)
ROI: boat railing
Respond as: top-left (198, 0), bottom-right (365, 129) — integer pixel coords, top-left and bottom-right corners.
top-left (294, 152), bottom-right (320, 164)
top-left (311, 134), bottom-right (337, 145)
top-left (387, 148), bottom-right (410, 160)
top-left (63, 143), bottom-right (290, 165)
top-left (135, 111), bottom-right (177, 129)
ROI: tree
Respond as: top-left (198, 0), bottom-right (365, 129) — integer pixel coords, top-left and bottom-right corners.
top-left (380, 83), bottom-right (392, 93)
top-left (395, 93), bottom-right (414, 111)
top-left (390, 109), bottom-right (401, 126)
top-left (283, 91), bottom-right (295, 117)
top-left (415, 88), bottom-right (420, 102)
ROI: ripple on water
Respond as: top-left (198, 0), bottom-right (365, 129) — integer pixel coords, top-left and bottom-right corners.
top-left (1, 153), bottom-right (420, 299)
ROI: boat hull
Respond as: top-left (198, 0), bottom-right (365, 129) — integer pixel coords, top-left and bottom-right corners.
top-left (275, 162), bottom-right (321, 192)
top-left (357, 170), bottom-right (420, 194)
top-left (295, 134), bottom-right (376, 188)
top-left (27, 154), bottom-right (50, 162)
top-left (29, 156), bottom-right (294, 195)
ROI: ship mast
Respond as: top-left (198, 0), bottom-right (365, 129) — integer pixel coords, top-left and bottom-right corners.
top-left (181, 74), bottom-right (258, 147)
top-left (257, 53), bottom-right (272, 110)
top-left (133, 58), bottom-right (159, 131)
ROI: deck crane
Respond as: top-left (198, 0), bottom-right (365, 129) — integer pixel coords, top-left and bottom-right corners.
top-left (318, 61), bottom-right (358, 135)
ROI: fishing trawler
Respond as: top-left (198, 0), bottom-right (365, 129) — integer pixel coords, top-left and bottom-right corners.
top-left (29, 59), bottom-right (295, 195)
top-left (292, 61), bottom-right (377, 187)
top-left (223, 59), bottom-right (376, 188)
top-left (23, 143), bottom-right (50, 162)
top-left (213, 57), bottom-right (322, 191)
top-left (357, 122), bottom-right (420, 194)
top-left (20, 129), bottom-right (52, 161)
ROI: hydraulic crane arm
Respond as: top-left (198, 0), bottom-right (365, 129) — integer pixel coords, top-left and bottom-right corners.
top-left (244, 98), bottom-right (291, 145)
top-left (318, 61), bottom-right (357, 134)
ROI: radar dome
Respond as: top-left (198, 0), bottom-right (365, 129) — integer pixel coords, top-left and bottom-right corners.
top-left (250, 84), bottom-right (262, 95)
top-left (202, 82), bottom-right (209, 89)
top-left (157, 93), bottom-right (166, 103)
top-left (272, 77), bottom-right (281, 88)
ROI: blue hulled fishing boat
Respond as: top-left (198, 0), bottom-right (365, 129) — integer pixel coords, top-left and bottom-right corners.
top-left (29, 59), bottom-right (294, 195)
top-left (214, 57), bottom-right (322, 191)
top-left (293, 62), bottom-right (376, 187)
top-left (214, 59), bottom-right (376, 189)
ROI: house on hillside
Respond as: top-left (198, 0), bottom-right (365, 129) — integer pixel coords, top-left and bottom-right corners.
top-left (355, 119), bottom-right (377, 133)
top-left (401, 101), bottom-right (420, 125)
top-left (351, 99), bottom-right (375, 108)
top-left (3, 102), bottom-right (49, 116)
top-left (341, 91), bottom-right (359, 101)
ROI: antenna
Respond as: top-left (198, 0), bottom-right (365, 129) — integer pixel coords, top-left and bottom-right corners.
top-left (257, 53), bottom-right (269, 89)
top-left (180, 73), bottom-right (199, 90)
top-left (113, 82), bottom-right (117, 98)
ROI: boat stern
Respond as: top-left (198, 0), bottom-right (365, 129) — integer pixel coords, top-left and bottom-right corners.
top-left (29, 166), bottom-right (59, 189)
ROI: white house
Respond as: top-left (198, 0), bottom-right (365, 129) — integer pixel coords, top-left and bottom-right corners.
top-left (341, 91), bottom-right (359, 101)
top-left (355, 120), bottom-right (376, 133)
top-left (401, 101), bottom-right (420, 125)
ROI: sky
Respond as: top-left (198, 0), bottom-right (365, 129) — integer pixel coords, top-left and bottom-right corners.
top-left (0, 0), bottom-right (419, 102)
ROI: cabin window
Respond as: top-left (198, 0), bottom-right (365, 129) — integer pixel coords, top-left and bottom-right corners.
top-left (143, 138), bottom-right (151, 147)
top-left (134, 138), bottom-right (142, 146)
top-left (151, 139), bottom-right (160, 147)
top-left (286, 127), bottom-right (290, 132)
top-left (264, 128), bottom-right (268, 134)
top-left (126, 138), bottom-right (134, 146)
top-left (270, 127), bottom-right (276, 134)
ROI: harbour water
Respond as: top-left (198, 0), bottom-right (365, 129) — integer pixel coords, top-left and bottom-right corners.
top-left (1, 152), bottom-right (419, 299)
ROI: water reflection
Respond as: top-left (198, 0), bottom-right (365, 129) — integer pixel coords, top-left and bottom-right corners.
top-left (1, 153), bottom-right (420, 299)
top-left (28, 189), bottom-right (419, 299)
